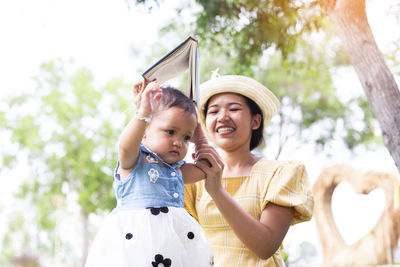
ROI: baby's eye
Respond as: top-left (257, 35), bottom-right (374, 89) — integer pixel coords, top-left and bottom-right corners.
top-left (166, 130), bottom-right (175, 135)
top-left (184, 135), bottom-right (191, 141)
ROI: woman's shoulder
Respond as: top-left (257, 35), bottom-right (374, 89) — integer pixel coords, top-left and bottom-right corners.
top-left (252, 158), bottom-right (305, 173)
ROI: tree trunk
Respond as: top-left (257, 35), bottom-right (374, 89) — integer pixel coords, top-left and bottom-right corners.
top-left (81, 210), bottom-right (89, 267)
top-left (323, 0), bottom-right (400, 173)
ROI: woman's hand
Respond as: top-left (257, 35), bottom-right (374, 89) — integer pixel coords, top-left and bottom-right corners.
top-left (191, 123), bottom-right (207, 144)
top-left (194, 143), bottom-right (224, 195)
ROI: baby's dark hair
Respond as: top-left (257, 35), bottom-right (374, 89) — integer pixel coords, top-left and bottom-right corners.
top-left (159, 86), bottom-right (196, 116)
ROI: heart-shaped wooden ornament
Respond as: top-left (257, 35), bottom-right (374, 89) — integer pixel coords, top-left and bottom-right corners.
top-left (332, 182), bottom-right (386, 245)
top-left (313, 164), bottom-right (400, 267)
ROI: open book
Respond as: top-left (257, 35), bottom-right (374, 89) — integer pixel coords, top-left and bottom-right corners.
top-left (142, 36), bottom-right (200, 109)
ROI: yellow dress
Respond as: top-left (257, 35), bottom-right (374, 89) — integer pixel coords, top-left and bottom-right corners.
top-left (184, 158), bottom-right (314, 267)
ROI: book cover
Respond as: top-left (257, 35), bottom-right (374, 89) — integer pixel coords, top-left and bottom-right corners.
top-left (142, 36), bottom-right (200, 109)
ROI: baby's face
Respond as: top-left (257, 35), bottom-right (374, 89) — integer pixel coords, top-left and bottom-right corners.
top-left (142, 106), bottom-right (197, 164)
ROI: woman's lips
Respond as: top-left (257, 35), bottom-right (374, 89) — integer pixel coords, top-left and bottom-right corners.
top-left (216, 127), bottom-right (235, 134)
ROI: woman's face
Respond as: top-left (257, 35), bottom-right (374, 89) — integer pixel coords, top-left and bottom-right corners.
top-left (205, 93), bottom-right (261, 152)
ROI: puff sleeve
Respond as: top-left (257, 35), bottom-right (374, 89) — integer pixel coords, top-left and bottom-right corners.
top-left (259, 161), bottom-right (314, 225)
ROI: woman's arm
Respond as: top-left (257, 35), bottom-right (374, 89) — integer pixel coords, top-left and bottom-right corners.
top-left (210, 187), bottom-right (293, 259)
top-left (195, 145), bottom-right (294, 259)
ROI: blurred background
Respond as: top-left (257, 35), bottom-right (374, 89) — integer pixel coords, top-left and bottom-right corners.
top-left (0, 0), bottom-right (399, 266)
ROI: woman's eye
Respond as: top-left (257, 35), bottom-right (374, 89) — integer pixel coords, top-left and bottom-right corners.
top-left (207, 109), bottom-right (218, 115)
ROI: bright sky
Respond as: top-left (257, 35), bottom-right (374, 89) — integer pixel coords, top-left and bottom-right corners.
top-left (0, 0), bottom-right (161, 95)
top-left (0, 0), bottom-right (399, 264)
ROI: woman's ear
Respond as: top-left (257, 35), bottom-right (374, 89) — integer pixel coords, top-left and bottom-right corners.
top-left (251, 114), bottom-right (262, 130)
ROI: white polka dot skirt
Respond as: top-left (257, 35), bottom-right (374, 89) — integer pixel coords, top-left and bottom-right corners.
top-left (85, 207), bottom-right (213, 267)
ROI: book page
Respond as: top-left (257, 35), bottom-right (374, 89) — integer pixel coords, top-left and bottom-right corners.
top-left (143, 40), bottom-right (195, 85)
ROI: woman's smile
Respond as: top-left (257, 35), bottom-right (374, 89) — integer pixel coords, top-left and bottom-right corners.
top-left (216, 126), bottom-right (236, 136)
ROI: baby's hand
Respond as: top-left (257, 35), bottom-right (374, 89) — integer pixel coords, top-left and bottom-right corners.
top-left (132, 79), bottom-right (162, 117)
top-left (132, 77), bottom-right (146, 100)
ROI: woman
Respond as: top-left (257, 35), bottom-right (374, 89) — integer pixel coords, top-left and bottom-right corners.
top-left (185, 75), bottom-right (314, 266)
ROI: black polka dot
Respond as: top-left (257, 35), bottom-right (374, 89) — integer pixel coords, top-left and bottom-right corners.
top-left (152, 254), bottom-right (172, 267)
top-left (187, 231), bottom-right (195, 239)
top-left (160, 207), bottom-right (169, 213)
top-left (154, 254), bottom-right (163, 262)
top-left (125, 233), bottom-right (133, 240)
top-left (150, 208), bottom-right (160, 215)
top-left (149, 207), bottom-right (169, 215)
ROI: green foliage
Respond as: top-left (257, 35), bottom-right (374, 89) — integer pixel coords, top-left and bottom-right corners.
top-left (280, 250), bottom-right (289, 263)
top-left (134, 0), bottom-right (323, 72)
top-left (0, 211), bottom-right (32, 263)
top-left (253, 42), bottom-right (343, 153)
top-left (130, 1), bottom-right (379, 156)
top-left (0, 58), bottom-right (131, 263)
top-left (249, 37), bottom-right (376, 155)
top-left (343, 96), bottom-right (380, 149)
top-left (197, 0), bottom-right (322, 67)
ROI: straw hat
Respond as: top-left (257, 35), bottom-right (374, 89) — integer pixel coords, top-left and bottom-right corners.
top-left (199, 75), bottom-right (280, 130)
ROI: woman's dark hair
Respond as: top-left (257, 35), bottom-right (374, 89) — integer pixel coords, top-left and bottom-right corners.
top-left (204, 94), bottom-right (264, 151)
top-left (243, 96), bottom-right (264, 150)
top-left (160, 86), bottom-right (196, 117)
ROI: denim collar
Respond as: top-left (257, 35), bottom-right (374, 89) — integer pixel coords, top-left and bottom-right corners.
top-left (140, 144), bottom-right (185, 169)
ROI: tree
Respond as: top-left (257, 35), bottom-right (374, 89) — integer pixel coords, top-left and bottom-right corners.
top-left (134, 0), bottom-right (399, 169)
top-left (258, 42), bottom-right (375, 158)
top-left (321, 0), bottom-right (400, 172)
top-left (0, 59), bottom-right (131, 266)
top-left (132, 3), bottom-right (378, 161)
top-left (135, 0), bottom-right (323, 73)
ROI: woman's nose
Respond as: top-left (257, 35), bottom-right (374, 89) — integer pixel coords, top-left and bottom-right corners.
top-left (217, 109), bottom-right (229, 122)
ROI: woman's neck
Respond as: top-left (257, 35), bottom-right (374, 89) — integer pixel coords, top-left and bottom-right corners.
top-left (220, 148), bottom-right (260, 177)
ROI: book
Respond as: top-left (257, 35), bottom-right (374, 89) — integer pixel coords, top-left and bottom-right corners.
top-left (142, 36), bottom-right (200, 109)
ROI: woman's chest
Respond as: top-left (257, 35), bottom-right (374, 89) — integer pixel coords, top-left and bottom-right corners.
top-left (195, 177), bottom-right (262, 228)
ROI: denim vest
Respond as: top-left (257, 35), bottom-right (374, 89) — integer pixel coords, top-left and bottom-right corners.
top-left (113, 144), bottom-right (185, 210)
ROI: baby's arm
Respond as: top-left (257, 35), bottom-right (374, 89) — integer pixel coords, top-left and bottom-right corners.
top-left (180, 163), bottom-right (206, 184)
top-left (118, 80), bottom-right (162, 176)
top-left (180, 123), bottom-right (210, 184)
